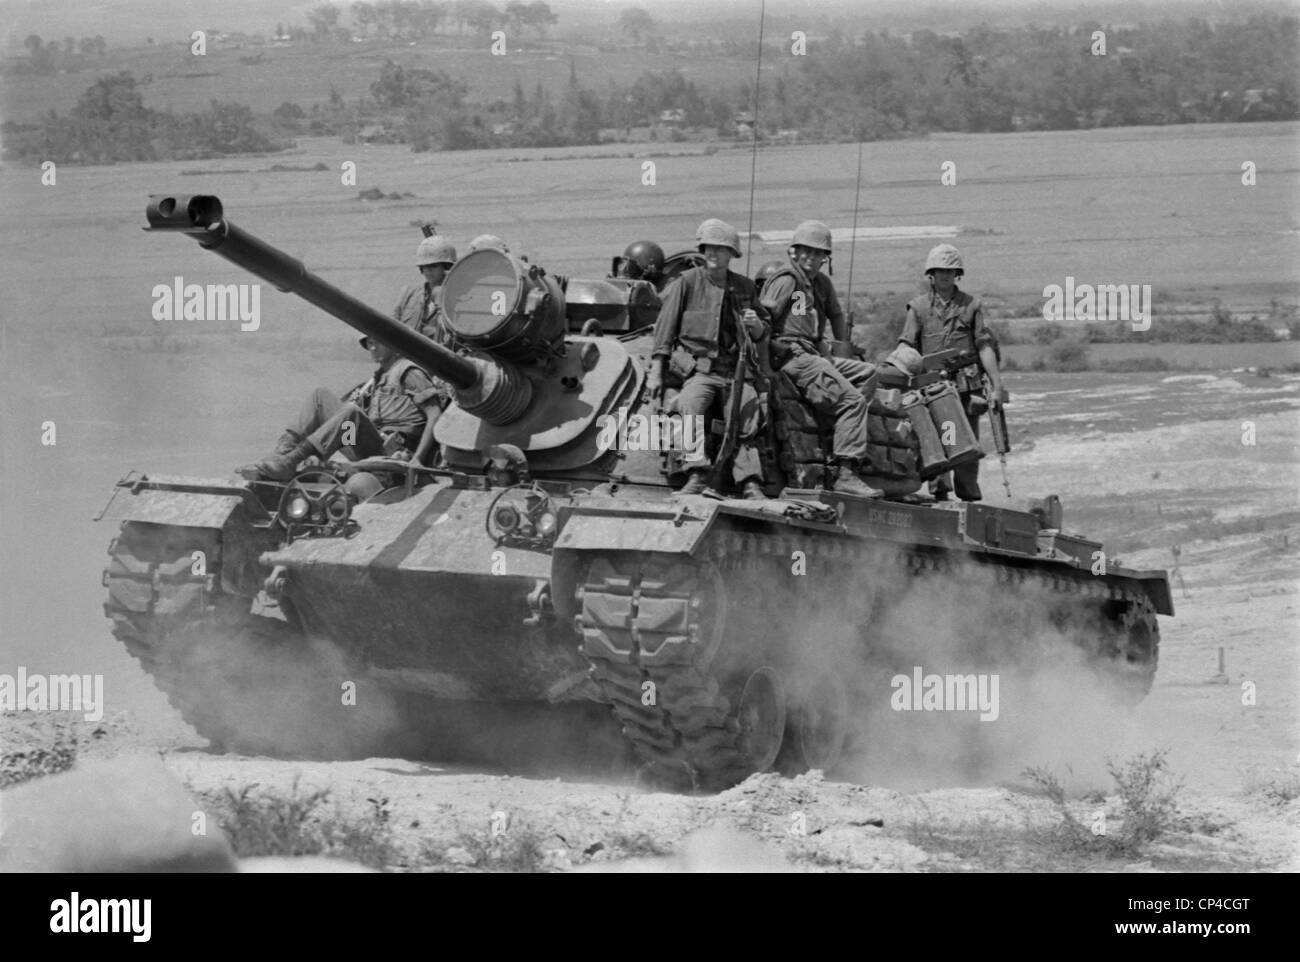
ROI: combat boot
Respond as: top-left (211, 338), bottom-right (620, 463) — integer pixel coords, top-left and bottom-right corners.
top-left (678, 469), bottom-right (711, 495)
top-left (273, 429), bottom-right (304, 455)
top-left (832, 460), bottom-right (883, 499)
top-left (239, 438), bottom-right (319, 482)
top-left (741, 479), bottom-right (767, 501)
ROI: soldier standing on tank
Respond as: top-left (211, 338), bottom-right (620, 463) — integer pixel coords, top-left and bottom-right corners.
top-left (393, 234), bottom-right (457, 347)
top-left (899, 243), bottom-right (1004, 501)
top-left (393, 235), bottom-right (458, 418)
top-left (239, 336), bottom-right (443, 481)
top-left (647, 218), bottom-right (769, 497)
top-left (760, 220), bottom-right (883, 499)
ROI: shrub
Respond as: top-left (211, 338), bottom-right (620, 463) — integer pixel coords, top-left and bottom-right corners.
top-left (0, 720), bottom-right (78, 788)
top-left (1024, 749), bottom-right (1184, 857)
top-left (1097, 356), bottom-right (1170, 372)
top-left (1032, 322), bottom-right (1063, 345)
top-left (1044, 341), bottom-right (1090, 371)
top-left (194, 782), bottom-right (397, 869)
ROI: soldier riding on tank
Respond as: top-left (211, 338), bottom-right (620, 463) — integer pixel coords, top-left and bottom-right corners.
top-left (612, 240), bottom-right (666, 286)
top-left (899, 243), bottom-right (1004, 501)
top-left (761, 220), bottom-right (882, 499)
top-left (647, 218), bottom-right (769, 497)
top-left (238, 335), bottom-right (443, 481)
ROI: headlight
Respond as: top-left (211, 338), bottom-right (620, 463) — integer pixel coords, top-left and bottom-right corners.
top-left (494, 504), bottom-right (520, 532)
top-left (325, 494), bottom-right (350, 522)
top-left (536, 512), bottom-right (557, 536)
top-left (286, 495), bottom-right (311, 521)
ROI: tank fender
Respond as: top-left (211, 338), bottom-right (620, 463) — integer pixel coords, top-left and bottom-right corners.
top-left (550, 503), bottom-right (718, 623)
top-left (1132, 572), bottom-right (1174, 617)
top-left (95, 472), bottom-right (272, 596)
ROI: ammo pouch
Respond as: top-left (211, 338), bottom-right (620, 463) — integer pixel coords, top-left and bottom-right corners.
top-left (668, 346), bottom-right (697, 381)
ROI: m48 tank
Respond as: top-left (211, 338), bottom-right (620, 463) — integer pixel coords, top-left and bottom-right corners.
top-left (98, 195), bottom-right (1173, 789)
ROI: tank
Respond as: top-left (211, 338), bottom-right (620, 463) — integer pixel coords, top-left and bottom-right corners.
top-left (98, 194), bottom-right (1174, 789)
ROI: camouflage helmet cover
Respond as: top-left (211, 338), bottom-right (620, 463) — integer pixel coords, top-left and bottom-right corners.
top-left (468, 234), bottom-right (509, 254)
top-left (923, 243), bottom-right (964, 276)
top-left (791, 219), bottom-right (833, 253)
top-left (694, 218), bottom-right (743, 258)
top-left (885, 343), bottom-right (924, 376)
top-left (416, 235), bottom-right (457, 266)
top-left (753, 259), bottom-right (785, 290)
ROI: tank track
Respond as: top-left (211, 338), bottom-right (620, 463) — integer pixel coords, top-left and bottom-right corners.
top-left (103, 521), bottom-right (376, 757)
top-left (575, 525), bottom-right (1160, 791)
top-left (578, 555), bottom-right (753, 791)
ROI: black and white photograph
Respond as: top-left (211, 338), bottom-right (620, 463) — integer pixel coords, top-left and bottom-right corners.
top-left (1, 0), bottom-right (1296, 898)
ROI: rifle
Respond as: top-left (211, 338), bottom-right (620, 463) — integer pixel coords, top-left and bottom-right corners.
top-left (710, 292), bottom-right (765, 492)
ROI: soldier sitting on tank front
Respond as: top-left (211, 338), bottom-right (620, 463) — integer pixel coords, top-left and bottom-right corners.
top-left (647, 218), bottom-right (769, 497)
top-left (239, 335), bottom-right (443, 481)
top-left (899, 243), bottom-right (1004, 501)
top-left (761, 220), bottom-right (883, 499)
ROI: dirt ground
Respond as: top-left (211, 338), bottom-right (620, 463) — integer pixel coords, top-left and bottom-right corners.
top-left (4, 383), bottom-right (1296, 872)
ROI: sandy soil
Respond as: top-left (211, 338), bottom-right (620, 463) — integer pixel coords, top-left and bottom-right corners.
top-left (4, 386), bottom-right (1296, 873)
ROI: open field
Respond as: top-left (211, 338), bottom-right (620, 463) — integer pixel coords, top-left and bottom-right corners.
top-left (1002, 341), bottom-right (1300, 370)
top-left (2, 124), bottom-right (1298, 872)
top-left (1, 121), bottom-right (1297, 353)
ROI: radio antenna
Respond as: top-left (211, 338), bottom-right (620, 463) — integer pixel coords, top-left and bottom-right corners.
top-left (845, 140), bottom-right (864, 321)
top-left (743, 0), bottom-right (765, 268)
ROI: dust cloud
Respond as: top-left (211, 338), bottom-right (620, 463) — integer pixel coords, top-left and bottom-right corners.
top-left (771, 547), bottom-right (1162, 794)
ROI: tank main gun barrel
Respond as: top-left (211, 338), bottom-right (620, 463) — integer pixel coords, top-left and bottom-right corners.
top-left (145, 194), bottom-right (534, 423)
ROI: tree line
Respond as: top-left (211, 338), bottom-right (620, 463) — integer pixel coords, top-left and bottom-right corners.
top-left (10, 33), bottom-right (108, 74)
top-left (4, 11), bottom-right (1295, 165)
top-left (3, 72), bottom-right (284, 164)
top-left (279, 1), bottom-right (557, 42)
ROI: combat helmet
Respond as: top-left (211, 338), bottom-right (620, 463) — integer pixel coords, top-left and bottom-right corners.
top-left (468, 234), bottom-right (509, 254)
top-left (753, 260), bottom-right (785, 292)
top-left (416, 235), bottom-right (456, 267)
top-left (695, 218), bottom-right (742, 258)
top-left (923, 243), bottom-right (964, 276)
top-left (884, 343), bottom-right (924, 377)
top-left (791, 219), bottom-right (833, 253)
top-left (621, 240), bottom-right (665, 280)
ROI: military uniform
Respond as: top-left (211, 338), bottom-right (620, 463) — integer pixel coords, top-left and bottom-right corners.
top-left (761, 264), bottom-right (876, 464)
top-left (392, 281), bottom-right (455, 408)
top-left (651, 265), bottom-right (767, 470)
top-left (292, 358), bottom-right (439, 461)
top-left (900, 287), bottom-right (994, 500)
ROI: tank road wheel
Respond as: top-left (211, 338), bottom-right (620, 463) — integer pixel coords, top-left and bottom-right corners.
top-left (575, 552), bottom-right (788, 791)
top-left (735, 668), bottom-right (786, 774)
top-left (778, 672), bottom-right (849, 775)
top-left (104, 521), bottom-right (392, 758)
top-left (1100, 594), bottom-right (1160, 704)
